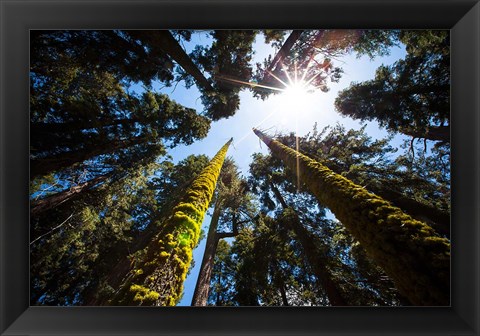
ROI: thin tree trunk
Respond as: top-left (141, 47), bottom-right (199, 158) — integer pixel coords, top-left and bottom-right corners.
top-left (191, 203), bottom-right (239, 306)
top-left (254, 128), bottom-right (450, 306)
top-left (30, 173), bottom-right (112, 217)
top-left (263, 30), bottom-right (304, 82)
top-left (31, 137), bottom-right (145, 178)
top-left (269, 180), bottom-right (348, 306)
top-left (278, 280), bottom-right (289, 306)
top-left (191, 198), bottom-right (224, 306)
top-left (110, 139), bottom-right (232, 306)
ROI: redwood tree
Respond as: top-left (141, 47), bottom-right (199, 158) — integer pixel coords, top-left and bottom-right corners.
top-left (253, 128), bottom-right (450, 306)
top-left (111, 139), bottom-right (232, 306)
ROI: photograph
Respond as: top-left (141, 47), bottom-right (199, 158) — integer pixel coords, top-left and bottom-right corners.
top-left (29, 29), bottom-right (451, 307)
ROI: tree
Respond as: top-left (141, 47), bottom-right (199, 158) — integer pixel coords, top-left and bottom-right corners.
top-left (124, 30), bottom-right (214, 92)
top-left (82, 154), bottom-right (212, 306)
top-left (228, 213), bottom-right (329, 306)
top-left (110, 139), bottom-right (232, 306)
top-left (30, 172), bottom-right (113, 218)
top-left (335, 30), bottom-right (449, 142)
top-left (248, 153), bottom-right (348, 305)
top-left (31, 30), bottom-right (176, 88)
top-left (253, 128), bottom-right (450, 306)
top-left (207, 239), bottom-right (237, 305)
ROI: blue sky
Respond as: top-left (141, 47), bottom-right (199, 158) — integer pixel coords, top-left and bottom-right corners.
top-left (152, 31), bottom-right (408, 306)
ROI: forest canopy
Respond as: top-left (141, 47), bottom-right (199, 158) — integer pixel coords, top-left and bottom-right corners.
top-left (30, 29), bottom-right (450, 307)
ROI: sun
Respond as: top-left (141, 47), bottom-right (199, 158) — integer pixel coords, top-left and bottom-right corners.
top-left (282, 81), bottom-right (309, 102)
top-left (275, 76), bottom-right (315, 118)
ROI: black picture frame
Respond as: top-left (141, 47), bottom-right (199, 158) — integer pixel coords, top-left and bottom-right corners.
top-left (1, 0), bottom-right (479, 335)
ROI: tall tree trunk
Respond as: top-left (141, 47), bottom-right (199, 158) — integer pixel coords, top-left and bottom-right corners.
top-left (110, 139), bottom-right (232, 306)
top-left (269, 181), bottom-right (348, 306)
top-left (254, 128), bottom-right (450, 306)
top-left (83, 176), bottom-right (198, 305)
top-left (191, 197), bottom-right (223, 306)
top-left (30, 173), bottom-right (112, 218)
top-left (31, 137), bottom-right (145, 178)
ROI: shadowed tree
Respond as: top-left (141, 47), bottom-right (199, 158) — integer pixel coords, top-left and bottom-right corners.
top-left (30, 152), bottom-right (165, 305)
top-left (31, 92), bottom-right (210, 179)
top-left (248, 154), bottom-right (347, 305)
top-left (190, 30), bottom-right (257, 120)
top-left (124, 30), bottom-right (214, 92)
top-left (335, 30), bottom-right (449, 143)
top-left (253, 128), bottom-right (450, 306)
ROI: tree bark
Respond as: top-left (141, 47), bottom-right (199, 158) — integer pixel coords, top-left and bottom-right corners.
top-left (366, 185), bottom-right (450, 238)
top-left (30, 173), bottom-right (111, 218)
top-left (254, 128), bottom-right (450, 306)
top-left (401, 125), bottom-right (450, 143)
top-left (320, 163), bottom-right (451, 238)
top-left (31, 137), bottom-right (146, 178)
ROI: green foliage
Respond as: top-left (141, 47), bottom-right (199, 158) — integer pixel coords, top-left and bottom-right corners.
top-left (30, 153), bottom-right (213, 306)
top-left (190, 30), bottom-right (257, 120)
top-left (207, 239), bottom-right (237, 305)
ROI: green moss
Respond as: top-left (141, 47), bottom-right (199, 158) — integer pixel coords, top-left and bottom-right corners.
top-left (129, 284), bottom-right (160, 303)
top-left (113, 139), bottom-right (232, 306)
top-left (253, 129), bottom-right (450, 306)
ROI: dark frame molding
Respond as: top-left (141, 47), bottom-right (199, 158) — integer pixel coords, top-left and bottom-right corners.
top-left (1, 0), bottom-right (479, 335)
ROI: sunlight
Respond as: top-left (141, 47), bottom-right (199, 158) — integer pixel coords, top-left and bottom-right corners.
top-left (274, 76), bottom-right (315, 120)
top-left (282, 81), bottom-right (310, 105)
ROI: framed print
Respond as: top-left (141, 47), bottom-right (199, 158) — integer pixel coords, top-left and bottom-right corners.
top-left (1, 0), bottom-right (479, 335)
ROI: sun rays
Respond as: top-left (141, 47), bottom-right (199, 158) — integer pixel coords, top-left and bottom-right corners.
top-left (225, 60), bottom-right (320, 153)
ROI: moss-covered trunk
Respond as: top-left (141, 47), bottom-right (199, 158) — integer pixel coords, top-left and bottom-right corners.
top-left (111, 139), bottom-right (232, 306)
top-left (253, 128), bottom-right (450, 306)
